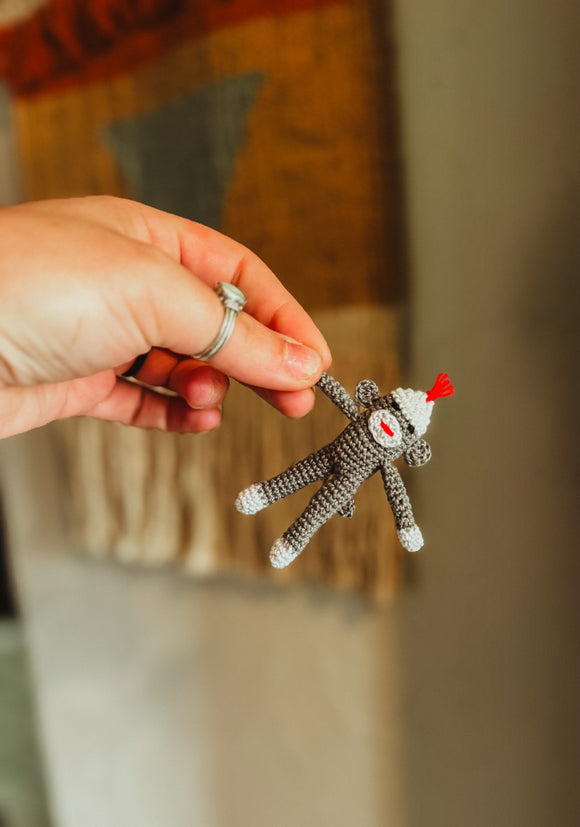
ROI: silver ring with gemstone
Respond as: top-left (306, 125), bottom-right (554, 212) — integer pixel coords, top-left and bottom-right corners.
top-left (194, 281), bottom-right (246, 361)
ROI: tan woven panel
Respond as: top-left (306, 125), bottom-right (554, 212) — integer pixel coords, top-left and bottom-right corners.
top-left (7, 1), bottom-right (405, 597)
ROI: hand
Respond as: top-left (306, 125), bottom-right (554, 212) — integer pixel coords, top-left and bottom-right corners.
top-left (0, 196), bottom-right (331, 438)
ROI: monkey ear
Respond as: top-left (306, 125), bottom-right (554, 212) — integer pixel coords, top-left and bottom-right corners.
top-left (403, 440), bottom-right (432, 467)
top-left (355, 380), bottom-right (380, 407)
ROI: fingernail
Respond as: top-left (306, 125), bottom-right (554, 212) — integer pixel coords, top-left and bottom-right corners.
top-left (283, 337), bottom-right (322, 380)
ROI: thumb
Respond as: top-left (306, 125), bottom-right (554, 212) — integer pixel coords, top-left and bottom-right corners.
top-left (206, 309), bottom-right (324, 390)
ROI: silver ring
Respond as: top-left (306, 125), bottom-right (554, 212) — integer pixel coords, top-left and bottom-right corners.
top-left (194, 281), bottom-right (246, 361)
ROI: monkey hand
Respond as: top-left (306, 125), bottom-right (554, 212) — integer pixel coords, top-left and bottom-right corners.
top-left (235, 483), bottom-right (269, 515)
top-left (397, 524), bottom-right (424, 552)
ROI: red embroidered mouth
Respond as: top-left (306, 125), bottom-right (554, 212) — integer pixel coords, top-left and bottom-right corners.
top-left (381, 420), bottom-right (394, 437)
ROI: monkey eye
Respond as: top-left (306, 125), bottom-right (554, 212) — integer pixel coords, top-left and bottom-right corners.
top-left (407, 424), bottom-right (415, 435)
top-left (390, 400), bottom-right (400, 412)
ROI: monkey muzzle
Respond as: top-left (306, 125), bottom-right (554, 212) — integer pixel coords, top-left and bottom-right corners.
top-left (368, 409), bottom-right (402, 448)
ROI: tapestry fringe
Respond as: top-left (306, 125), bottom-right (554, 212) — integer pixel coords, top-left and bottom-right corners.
top-left (59, 306), bottom-right (404, 600)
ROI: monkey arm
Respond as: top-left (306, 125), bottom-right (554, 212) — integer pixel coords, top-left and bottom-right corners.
top-left (380, 463), bottom-right (424, 552)
top-left (316, 372), bottom-right (359, 421)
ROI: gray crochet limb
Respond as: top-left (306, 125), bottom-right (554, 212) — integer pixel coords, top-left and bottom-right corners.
top-left (316, 371), bottom-right (359, 422)
top-left (337, 498), bottom-right (355, 518)
top-left (270, 475), bottom-right (358, 567)
top-left (236, 447), bottom-right (333, 515)
top-left (380, 463), bottom-right (424, 551)
top-left (380, 463), bottom-right (415, 529)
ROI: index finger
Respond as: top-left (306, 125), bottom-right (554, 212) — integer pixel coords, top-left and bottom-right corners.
top-left (141, 205), bottom-right (332, 368)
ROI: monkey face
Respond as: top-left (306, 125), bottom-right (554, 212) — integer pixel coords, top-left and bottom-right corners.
top-left (368, 408), bottom-right (403, 449)
top-left (385, 395), bottom-right (422, 445)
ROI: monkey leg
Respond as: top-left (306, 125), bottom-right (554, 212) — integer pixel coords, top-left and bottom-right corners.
top-left (235, 448), bottom-right (333, 515)
top-left (270, 476), bottom-right (357, 568)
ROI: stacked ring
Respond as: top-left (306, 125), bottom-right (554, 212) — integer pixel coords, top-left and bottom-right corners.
top-left (193, 281), bottom-right (246, 361)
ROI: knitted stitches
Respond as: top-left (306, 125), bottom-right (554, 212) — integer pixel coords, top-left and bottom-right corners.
top-left (236, 372), bottom-right (454, 568)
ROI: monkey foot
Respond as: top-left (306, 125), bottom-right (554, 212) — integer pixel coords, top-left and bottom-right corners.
top-left (235, 483), bottom-right (268, 515)
top-left (397, 524), bottom-right (424, 552)
top-left (269, 537), bottom-right (301, 569)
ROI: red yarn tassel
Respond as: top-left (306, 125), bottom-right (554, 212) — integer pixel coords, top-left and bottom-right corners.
top-left (426, 373), bottom-right (454, 402)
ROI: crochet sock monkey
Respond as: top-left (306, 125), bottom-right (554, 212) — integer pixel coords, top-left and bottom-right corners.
top-left (236, 372), bottom-right (454, 568)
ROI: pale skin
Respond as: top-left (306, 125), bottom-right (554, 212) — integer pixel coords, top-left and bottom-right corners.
top-left (0, 196), bottom-right (332, 439)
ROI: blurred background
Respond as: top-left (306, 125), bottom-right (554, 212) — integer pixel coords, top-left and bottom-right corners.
top-left (0, 1), bottom-right (578, 826)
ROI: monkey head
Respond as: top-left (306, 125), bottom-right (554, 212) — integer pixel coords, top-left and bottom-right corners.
top-left (355, 373), bottom-right (454, 464)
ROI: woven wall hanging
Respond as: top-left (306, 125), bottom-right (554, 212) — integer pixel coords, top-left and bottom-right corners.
top-left (2, 0), bottom-right (406, 599)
